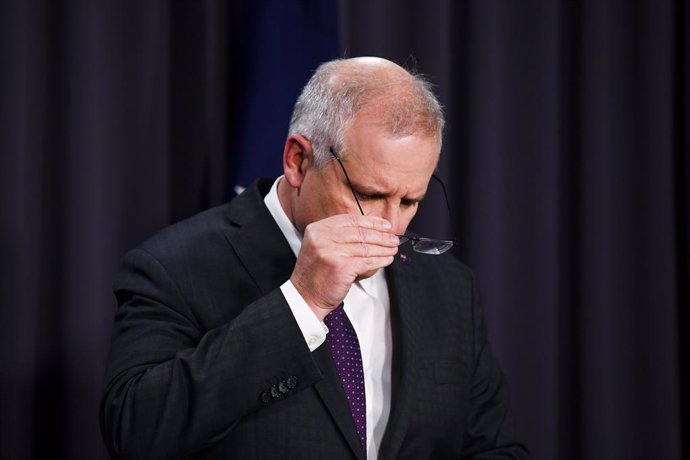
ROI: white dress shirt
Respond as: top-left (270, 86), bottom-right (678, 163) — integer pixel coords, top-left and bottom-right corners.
top-left (264, 177), bottom-right (392, 459)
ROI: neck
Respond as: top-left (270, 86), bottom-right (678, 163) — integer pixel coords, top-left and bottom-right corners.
top-left (276, 177), bottom-right (297, 231)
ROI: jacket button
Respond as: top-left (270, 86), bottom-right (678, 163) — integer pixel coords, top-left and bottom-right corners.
top-left (260, 390), bottom-right (271, 404)
top-left (278, 380), bottom-right (289, 394)
top-left (270, 384), bottom-right (282, 399)
top-left (286, 375), bottom-right (298, 389)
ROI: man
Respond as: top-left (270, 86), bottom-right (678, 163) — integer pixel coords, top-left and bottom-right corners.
top-left (101, 57), bottom-right (527, 459)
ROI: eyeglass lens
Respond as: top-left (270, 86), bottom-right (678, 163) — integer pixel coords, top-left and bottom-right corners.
top-left (398, 236), bottom-right (453, 255)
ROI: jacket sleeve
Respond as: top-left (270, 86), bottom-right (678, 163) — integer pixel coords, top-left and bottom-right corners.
top-left (100, 247), bottom-right (323, 460)
top-left (460, 270), bottom-right (530, 459)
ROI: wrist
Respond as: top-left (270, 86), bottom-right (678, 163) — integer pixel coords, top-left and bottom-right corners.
top-left (289, 275), bottom-right (338, 321)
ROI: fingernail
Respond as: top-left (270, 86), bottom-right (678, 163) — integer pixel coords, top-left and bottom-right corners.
top-left (381, 220), bottom-right (392, 229)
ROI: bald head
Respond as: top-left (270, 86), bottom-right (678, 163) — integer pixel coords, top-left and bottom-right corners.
top-left (288, 57), bottom-right (444, 168)
top-left (325, 56), bottom-right (411, 85)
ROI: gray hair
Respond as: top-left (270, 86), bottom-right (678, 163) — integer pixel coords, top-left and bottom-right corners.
top-left (288, 58), bottom-right (445, 168)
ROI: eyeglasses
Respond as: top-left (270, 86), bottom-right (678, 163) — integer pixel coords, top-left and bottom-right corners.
top-left (329, 148), bottom-right (454, 255)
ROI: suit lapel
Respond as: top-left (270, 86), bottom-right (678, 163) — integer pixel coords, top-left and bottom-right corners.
top-left (224, 180), bottom-right (366, 460)
top-left (379, 247), bottom-right (423, 460)
top-left (312, 344), bottom-right (368, 459)
top-left (224, 180), bottom-right (296, 294)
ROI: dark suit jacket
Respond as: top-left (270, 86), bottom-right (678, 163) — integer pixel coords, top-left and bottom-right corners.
top-left (100, 179), bottom-right (528, 459)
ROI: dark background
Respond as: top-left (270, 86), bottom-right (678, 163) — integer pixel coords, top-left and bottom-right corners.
top-left (1, 1), bottom-right (688, 459)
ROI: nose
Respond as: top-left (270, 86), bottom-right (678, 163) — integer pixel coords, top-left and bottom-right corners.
top-left (379, 201), bottom-right (404, 235)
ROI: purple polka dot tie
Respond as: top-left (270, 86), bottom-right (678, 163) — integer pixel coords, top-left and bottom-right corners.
top-left (324, 304), bottom-right (367, 452)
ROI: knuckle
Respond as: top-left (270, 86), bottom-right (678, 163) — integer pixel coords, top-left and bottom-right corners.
top-left (304, 222), bottom-right (316, 237)
top-left (356, 224), bottom-right (366, 242)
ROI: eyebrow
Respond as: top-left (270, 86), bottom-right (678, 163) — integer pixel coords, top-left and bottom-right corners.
top-left (350, 182), bottom-right (426, 203)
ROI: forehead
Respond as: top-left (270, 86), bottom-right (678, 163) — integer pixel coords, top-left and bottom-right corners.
top-left (344, 114), bottom-right (438, 162)
top-left (340, 121), bottom-right (439, 196)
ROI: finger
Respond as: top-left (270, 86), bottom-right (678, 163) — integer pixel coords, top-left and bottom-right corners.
top-left (344, 243), bottom-right (399, 258)
top-left (326, 213), bottom-right (393, 232)
top-left (333, 227), bottom-right (401, 247)
top-left (358, 255), bottom-right (396, 271)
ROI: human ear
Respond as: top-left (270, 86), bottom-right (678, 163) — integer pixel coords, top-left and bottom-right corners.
top-left (283, 134), bottom-right (313, 188)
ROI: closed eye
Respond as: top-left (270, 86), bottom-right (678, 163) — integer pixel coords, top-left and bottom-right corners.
top-left (354, 190), bottom-right (386, 201)
top-left (353, 186), bottom-right (423, 208)
top-left (357, 193), bottom-right (420, 209)
top-left (401, 198), bottom-right (419, 208)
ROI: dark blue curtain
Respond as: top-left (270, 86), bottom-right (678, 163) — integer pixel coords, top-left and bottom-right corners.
top-left (226, 0), bottom-right (339, 192)
top-left (1, 1), bottom-right (687, 459)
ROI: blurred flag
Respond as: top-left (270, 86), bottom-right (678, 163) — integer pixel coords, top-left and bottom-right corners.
top-left (228, 0), bottom-right (340, 196)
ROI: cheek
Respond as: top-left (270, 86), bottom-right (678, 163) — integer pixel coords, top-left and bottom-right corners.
top-left (296, 189), bottom-right (331, 230)
top-left (314, 187), bottom-right (351, 221)
top-left (399, 207), bottom-right (418, 229)
top-left (299, 170), bottom-right (348, 222)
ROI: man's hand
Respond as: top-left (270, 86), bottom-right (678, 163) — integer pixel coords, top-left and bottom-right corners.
top-left (290, 214), bottom-right (399, 321)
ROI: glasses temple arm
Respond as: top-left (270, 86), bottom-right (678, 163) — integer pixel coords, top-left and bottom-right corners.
top-left (431, 173), bottom-right (452, 214)
top-left (329, 148), bottom-right (365, 215)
